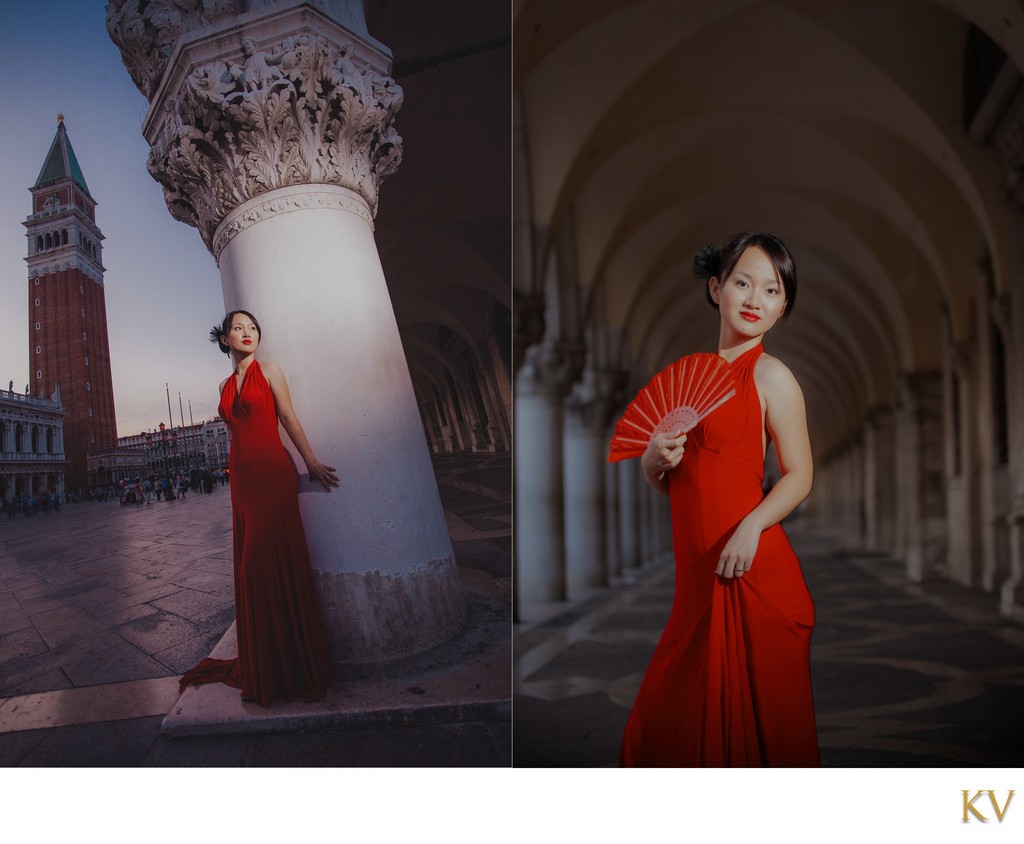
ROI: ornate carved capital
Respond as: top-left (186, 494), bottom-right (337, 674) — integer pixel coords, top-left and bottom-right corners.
top-left (896, 370), bottom-right (942, 417)
top-left (107, 4), bottom-right (402, 253)
top-left (517, 342), bottom-right (584, 398)
top-left (106, 1), bottom-right (237, 100)
top-left (566, 368), bottom-right (622, 430)
top-left (989, 293), bottom-right (1013, 341)
top-left (513, 295), bottom-right (545, 361)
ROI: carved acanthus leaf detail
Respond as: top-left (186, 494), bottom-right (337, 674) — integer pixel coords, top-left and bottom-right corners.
top-left (139, 33), bottom-right (402, 251)
top-left (106, 0), bottom-right (238, 100)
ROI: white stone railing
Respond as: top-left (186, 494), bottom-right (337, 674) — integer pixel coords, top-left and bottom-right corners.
top-left (0, 452), bottom-right (66, 462)
top-left (0, 390), bottom-right (62, 410)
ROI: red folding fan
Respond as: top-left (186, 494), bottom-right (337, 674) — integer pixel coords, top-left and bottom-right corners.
top-left (607, 353), bottom-right (737, 462)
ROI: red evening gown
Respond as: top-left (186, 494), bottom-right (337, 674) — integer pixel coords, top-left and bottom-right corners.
top-left (620, 343), bottom-right (818, 766)
top-left (179, 360), bottom-right (334, 706)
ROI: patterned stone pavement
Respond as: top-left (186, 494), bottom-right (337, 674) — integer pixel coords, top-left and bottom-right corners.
top-left (513, 523), bottom-right (1024, 767)
top-left (0, 486), bottom-right (236, 699)
top-left (0, 452), bottom-right (510, 766)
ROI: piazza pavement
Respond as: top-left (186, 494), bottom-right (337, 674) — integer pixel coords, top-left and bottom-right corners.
top-left (0, 452), bottom-right (510, 766)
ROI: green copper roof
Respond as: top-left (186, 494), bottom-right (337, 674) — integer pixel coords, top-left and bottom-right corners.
top-left (34, 118), bottom-right (90, 195)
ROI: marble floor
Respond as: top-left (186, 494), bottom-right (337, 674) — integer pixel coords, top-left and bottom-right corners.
top-left (513, 524), bottom-right (1024, 767)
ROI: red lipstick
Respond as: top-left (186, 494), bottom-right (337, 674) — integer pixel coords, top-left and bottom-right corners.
top-left (740, 312), bottom-right (761, 322)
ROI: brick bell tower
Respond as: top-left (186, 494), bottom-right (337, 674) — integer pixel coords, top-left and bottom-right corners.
top-left (24, 115), bottom-right (117, 491)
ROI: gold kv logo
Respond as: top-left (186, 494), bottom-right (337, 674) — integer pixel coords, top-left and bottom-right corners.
top-left (962, 790), bottom-right (1014, 822)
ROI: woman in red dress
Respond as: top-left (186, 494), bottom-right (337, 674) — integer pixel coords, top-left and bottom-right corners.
top-left (620, 232), bottom-right (819, 766)
top-left (179, 310), bottom-right (338, 706)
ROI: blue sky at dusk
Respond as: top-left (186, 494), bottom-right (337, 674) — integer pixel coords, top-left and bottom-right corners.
top-left (0, 1), bottom-right (231, 436)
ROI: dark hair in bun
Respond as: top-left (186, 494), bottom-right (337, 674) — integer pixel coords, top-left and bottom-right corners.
top-left (695, 231), bottom-right (797, 317)
top-left (693, 243), bottom-right (721, 281)
top-left (210, 310), bottom-right (261, 355)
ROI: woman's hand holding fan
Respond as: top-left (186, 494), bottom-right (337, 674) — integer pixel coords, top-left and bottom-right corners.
top-left (642, 432), bottom-right (687, 478)
top-left (608, 353), bottom-right (737, 464)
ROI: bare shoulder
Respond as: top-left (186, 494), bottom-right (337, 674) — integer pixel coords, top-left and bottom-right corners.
top-left (259, 359), bottom-right (284, 380)
top-left (218, 377), bottom-right (229, 395)
top-left (754, 353), bottom-right (803, 400)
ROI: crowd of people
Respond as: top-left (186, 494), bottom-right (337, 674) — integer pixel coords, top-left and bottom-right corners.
top-left (1, 491), bottom-right (61, 518)
top-left (115, 470), bottom-right (228, 505)
top-left (1, 469), bottom-right (229, 519)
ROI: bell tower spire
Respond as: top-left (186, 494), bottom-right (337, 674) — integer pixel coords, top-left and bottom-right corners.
top-left (24, 115), bottom-right (118, 491)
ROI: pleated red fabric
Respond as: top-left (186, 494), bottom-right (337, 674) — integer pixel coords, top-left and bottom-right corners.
top-left (620, 343), bottom-right (818, 766)
top-left (179, 360), bottom-right (334, 706)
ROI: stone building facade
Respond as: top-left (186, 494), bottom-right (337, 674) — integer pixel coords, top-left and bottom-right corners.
top-left (117, 419), bottom-right (227, 475)
top-left (0, 385), bottom-right (65, 501)
top-left (86, 446), bottom-right (148, 488)
top-left (514, 1), bottom-right (1024, 621)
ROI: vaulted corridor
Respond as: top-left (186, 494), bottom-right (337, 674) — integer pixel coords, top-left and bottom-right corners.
top-left (513, 0), bottom-right (1024, 765)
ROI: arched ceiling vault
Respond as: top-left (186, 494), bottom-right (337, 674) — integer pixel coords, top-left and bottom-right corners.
top-left (516, 0), bottom-right (1024, 455)
top-left (380, 225), bottom-right (512, 308)
top-left (603, 191), bottom-right (917, 366)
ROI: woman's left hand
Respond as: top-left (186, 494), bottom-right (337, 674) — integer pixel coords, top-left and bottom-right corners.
top-left (715, 518), bottom-right (762, 578)
top-left (307, 459), bottom-right (340, 491)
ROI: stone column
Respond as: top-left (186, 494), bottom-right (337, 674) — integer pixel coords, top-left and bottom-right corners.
top-left (563, 368), bottom-right (614, 595)
top-left (636, 465), bottom-right (651, 564)
top-left (604, 458), bottom-right (622, 579)
top-left (972, 265), bottom-right (1002, 592)
top-left (943, 322), bottom-right (969, 586)
top-left (618, 458), bottom-right (640, 570)
top-left (863, 406), bottom-right (896, 553)
top-left (895, 372), bottom-right (946, 582)
top-left (107, 1), bottom-right (465, 663)
top-left (515, 341), bottom-right (576, 607)
top-left (484, 333), bottom-right (513, 451)
top-left (1001, 509), bottom-right (1024, 621)
top-left (842, 438), bottom-right (865, 550)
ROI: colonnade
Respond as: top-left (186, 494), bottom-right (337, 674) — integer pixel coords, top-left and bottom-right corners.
top-left (0, 389), bottom-right (66, 502)
top-left (512, 1), bottom-right (1024, 625)
top-left (516, 279), bottom-right (1024, 623)
top-left (0, 472), bottom-right (64, 502)
top-left (417, 325), bottom-right (511, 455)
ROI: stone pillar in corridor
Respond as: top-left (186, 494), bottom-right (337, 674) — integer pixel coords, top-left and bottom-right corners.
top-left (482, 335), bottom-right (512, 452)
top-left (617, 458), bottom-right (641, 570)
top-left (1003, 267), bottom-right (1024, 614)
top-left (1003, 512), bottom-right (1024, 621)
top-left (989, 112), bottom-right (1024, 617)
top-left (1011, 268), bottom-right (1024, 615)
top-left (942, 319), bottom-right (976, 587)
top-left (106, 1), bottom-right (465, 662)
top-left (843, 437), bottom-right (865, 549)
top-left (862, 406), bottom-right (896, 553)
top-left (563, 368), bottom-right (614, 594)
top-left (515, 341), bottom-right (576, 605)
top-left (895, 372), bottom-right (946, 581)
top-left (999, 284), bottom-right (1024, 614)
top-left (604, 459), bottom-right (622, 579)
top-left (653, 490), bottom-right (672, 559)
top-left (637, 469), bottom-right (652, 564)
top-left (972, 261), bottom-right (1005, 592)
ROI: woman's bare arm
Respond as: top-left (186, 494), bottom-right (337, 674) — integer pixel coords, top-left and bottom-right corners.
top-left (715, 356), bottom-right (812, 578)
top-left (260, 360), bottom-right (340, 490)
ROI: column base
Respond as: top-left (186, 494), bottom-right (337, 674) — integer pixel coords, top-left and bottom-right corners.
top-left (316, 553), bottom-right (467, 664)
top-left (1000, 578), bottom-right (1024, 621)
